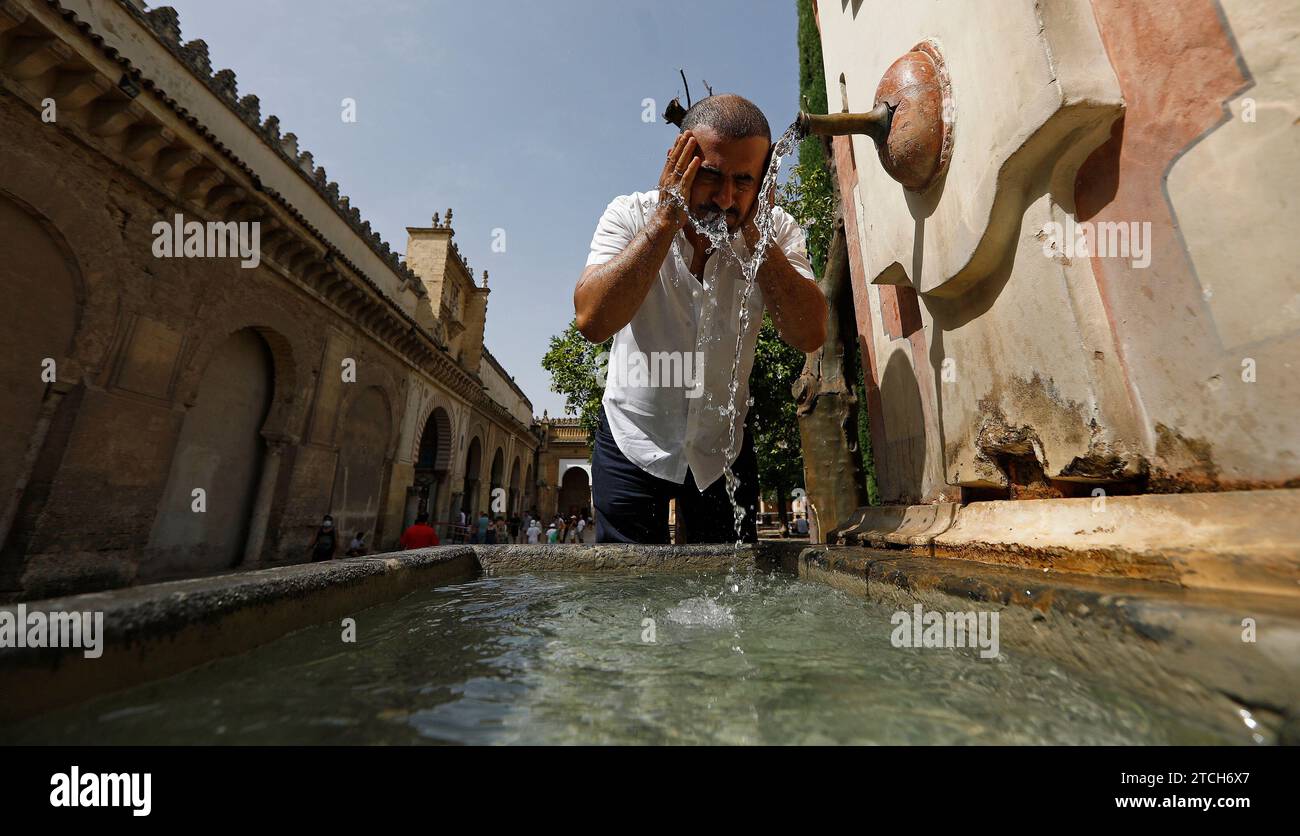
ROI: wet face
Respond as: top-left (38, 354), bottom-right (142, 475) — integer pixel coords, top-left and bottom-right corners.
top-left (685, 126), bottom-right (770, 234)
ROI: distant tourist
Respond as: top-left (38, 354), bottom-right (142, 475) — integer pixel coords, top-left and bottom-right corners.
top-left (508, 515), bottom-right (520, 544)
top-left (399, 513), bottom-right (440, 550)
top-left (794, 516), bottom-right (809, 537)
top-left (494, 516), bottom-right (508, 544)
top-left (546, 523), bottom-right (559, 544)
top-left (576, 516), bottom-right (587, 543)
top-left (526, 518), bottom-right (542, 544)
top-left (307, 515), bottom-right (337, 562)
top-left (477, 511), bottom-right (491, 544)
top-left (345, 531), bottom-right (368, 557)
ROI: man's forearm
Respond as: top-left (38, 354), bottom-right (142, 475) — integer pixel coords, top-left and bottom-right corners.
top-left (574, 208), bottom-right (678, 343)
top-left (755, 244), bottom-right (828, 353)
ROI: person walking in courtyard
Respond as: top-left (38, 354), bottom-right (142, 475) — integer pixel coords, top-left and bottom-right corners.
top-left (546, 522), bottom-right (560, 544)
top-left (477, 511), bottom-right (491, 544)
top-left (399, 513), bottom-right (440, 550)
top-left (307, 515), bottom-right (337, 562)
top-left (573, 94), bottom-right (826, 545)
top-left (526, 517), bottom-right (542, 544)
top-left (345, 530), bottom-right (368, 557)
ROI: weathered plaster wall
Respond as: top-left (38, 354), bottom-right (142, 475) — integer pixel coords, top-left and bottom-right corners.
top-left (815, 0), bottom-right (1298, 505)
top-left (1077, 0), bottom-right (1300, 488)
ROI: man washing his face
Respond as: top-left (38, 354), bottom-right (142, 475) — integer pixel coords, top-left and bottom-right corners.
top-left (574, 94), bottom-right (827, 544)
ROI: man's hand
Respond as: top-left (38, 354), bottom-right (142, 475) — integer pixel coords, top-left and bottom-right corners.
top-left (574, 133), bottom-right (699, 344)
top-left (656, 131), bottom-right (702, 229)
top-left (738, 181), bottom-right (828, 353)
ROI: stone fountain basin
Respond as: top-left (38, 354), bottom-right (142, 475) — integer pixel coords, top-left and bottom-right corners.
top-left (2, 542), bottom-right (1297, 740)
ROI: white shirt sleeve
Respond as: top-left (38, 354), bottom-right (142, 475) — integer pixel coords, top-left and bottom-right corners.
top-left (775, 209), bottom-right (816, 282)
top-left (586, 194), bottom-right (641, 267)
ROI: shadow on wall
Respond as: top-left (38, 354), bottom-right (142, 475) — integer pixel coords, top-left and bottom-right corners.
top-left (878, 349), bottom-right (927, 503)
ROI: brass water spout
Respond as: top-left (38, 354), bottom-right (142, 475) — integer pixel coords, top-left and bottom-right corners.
top-left (798, 39), bottom-right (954, 193)
top-left (797, 102), bottom-right (893, 145)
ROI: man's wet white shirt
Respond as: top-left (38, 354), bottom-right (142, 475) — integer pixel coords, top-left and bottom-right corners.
top-left (586, 189), bottom-right (814, 490)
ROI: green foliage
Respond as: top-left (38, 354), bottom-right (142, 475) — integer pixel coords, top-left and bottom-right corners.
top-left (785, 0), bottom-right (838, 276)
top-left (778, 157), bottom-right (837, 277)
top-left (540, 320), bottom-right (609, 443)
top-left (750, 313), bottom-right (806, 503)
top-left (796, 0), bottom-right (828, 117)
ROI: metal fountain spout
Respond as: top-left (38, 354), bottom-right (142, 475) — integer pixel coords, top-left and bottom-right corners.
top-left (797, 102), bottom-right (894, 145)
top-left (797, 39), bottom-right (954, 193)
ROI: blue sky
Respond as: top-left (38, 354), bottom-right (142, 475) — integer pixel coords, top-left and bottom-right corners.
top-left (165, 0), bottom-right (804, 417)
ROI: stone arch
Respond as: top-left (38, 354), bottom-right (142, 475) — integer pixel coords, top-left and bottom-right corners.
top-left (462, 434), bottom-right (483, 522)
top-left (408, 405), bottom-right (454, 528)
top-left (508, 456), bottom-right (521, 516)
top-left (176, 298), bottom-right (311, 443)
top-left (559, 460), bottom-right (593, 483)
top-left (465, 421), bottom-right (488, 455)
top-left (489, 447), bottom-right (505, 516)
top-left (146, 328), bottom-right (275, 578)
top-left (332, 354), bottom-right (403, 460)
top-left (558, 466), bottom-right (592, 520)
top-left (331, 384), bottom-right (394, 546)
top-left (0, 188), bottom-right (104, 377)
top-left (0, 190), bottom-right (86, 567)
top-left (409, 387), bottom-right (460, 464)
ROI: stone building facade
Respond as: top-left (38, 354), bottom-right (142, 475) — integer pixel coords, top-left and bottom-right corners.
top-left (802, 0), bottom-right (1299, 596)
top-left (534, 415), bottom-right (592, 522)
top-left (0, 0), bottom-right (539, 599)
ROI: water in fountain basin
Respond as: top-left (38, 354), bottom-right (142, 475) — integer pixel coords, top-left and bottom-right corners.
top-left (660, 121), bottom-right (804, 549)
top-left (4, 570), bottom-right (1240, 745)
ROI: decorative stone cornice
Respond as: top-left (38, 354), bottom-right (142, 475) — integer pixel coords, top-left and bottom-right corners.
top-left (107, 0), bottom-right (425, 292)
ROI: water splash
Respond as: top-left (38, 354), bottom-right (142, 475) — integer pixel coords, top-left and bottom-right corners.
top-left (660, 121), bottom-right (803, 549)
top-left (665, 596), bottom-right (735, 628)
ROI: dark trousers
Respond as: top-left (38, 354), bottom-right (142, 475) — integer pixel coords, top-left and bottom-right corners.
top-left (592, 407), bottom-right (759, 544)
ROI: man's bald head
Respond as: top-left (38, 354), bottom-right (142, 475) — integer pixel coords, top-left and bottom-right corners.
top-left (680, 94), bottom-right (771, 143)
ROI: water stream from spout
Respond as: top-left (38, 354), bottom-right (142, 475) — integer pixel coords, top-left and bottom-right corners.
top-left (659, 121), bottom-right (803, 551)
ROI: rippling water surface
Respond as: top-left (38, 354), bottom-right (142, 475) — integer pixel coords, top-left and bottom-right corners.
top-left (4, 570), bottom-right (1236, 744)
